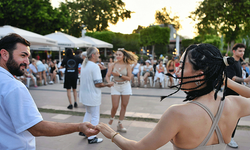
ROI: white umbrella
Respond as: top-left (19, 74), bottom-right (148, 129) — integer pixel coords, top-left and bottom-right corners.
top-left (0, 25), bottom-right (57, 46)
top-left (45, 32), bottom-right (92, 48)
top-left (30, 46), bottom-right (59, 51)
top-left (78, 36), bottom-right (113, 48)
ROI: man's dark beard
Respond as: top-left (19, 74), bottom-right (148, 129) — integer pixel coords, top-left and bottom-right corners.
top-left (6, 55), bottom-right (26, 76)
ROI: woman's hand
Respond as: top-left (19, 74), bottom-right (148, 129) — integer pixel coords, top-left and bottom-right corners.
top-left (112, 71), bottom-right (120, 77)
top-left (106, 82), bottom-right (114, 87)
top-left (96, 122), bottom-right (117, 139)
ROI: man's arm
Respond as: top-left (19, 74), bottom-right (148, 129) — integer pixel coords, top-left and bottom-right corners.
top-left (28, 121), bottom-right (99, 137)
top-left (95, 82), bottom-right (113, 88)
top-left (232, 76), bottom-right (250, 83)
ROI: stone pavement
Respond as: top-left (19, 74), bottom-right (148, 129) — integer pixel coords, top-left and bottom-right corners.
top-left (29, 83), bottom-right (250, 150)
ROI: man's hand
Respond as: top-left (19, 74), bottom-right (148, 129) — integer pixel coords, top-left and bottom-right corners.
top-left (79, 122), bottom-right (99, 137)
top-left (245, 76), bottom-right (250, 83)
top-left (106, 82), bottom-right (114, 87)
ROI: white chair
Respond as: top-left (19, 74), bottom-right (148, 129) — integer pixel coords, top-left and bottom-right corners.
top-left (55, 74), bottom-right (60, 83)
top-left (26, 77), bottom-right (37, 88)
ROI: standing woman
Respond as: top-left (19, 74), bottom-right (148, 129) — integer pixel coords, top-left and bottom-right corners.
top-left (106, 49), bottom-right (138, 132)
top-left (166, 60), bottom-right (176, 86)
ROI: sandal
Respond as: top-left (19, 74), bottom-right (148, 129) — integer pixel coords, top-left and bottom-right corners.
top-left (117, 120), bottom-right (127, 133)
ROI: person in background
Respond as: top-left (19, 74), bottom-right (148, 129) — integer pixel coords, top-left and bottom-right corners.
top-left (166, 60), bottom-right (176, 87)
top-left (42, 59), bottom-right (49, 76)
top-left (225, 43), bottom-right (250, 148)
top-left (142, 60), bottom-right (153, 88)
top-left (131, 61), bottom-right (141, 87)
top-left (29, 58), bottom-right (39, 80)
top-left (60, 49), bottom-right (83, 109)
top-left (0, 33), bottom-right (99, 150)
top-left (24, 65), bottom-right (38, 87)
top-left (163, 56), bottom-right (168, 66)
top-left (154, 60), bottom-right (165, 88)
top-left (36, 59), bottom-right (47, 85)
top-left (49, 61), bottom-right (58, 84)
top-left (174, 57), bottom-right (180, 69)
top-left (79, 47), bottom-right (113, 144)
top-left (97, 58), bottom-right (107, 82)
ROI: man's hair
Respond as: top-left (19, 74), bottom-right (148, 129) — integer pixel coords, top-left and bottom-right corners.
top-left (232, 43), bottom-right (246, 51)
top-left (0, 33), bottom-right (30, 57)
top-left (82, 47), bottom-right (98, 67)
top-left (66, 48), bottom-right (74, 58)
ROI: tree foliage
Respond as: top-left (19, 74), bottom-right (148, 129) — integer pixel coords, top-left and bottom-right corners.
top-left (155, 7), bottom-right (181, 31)
top-left (86, 31), bottom-right (140, 53)
top-left (190, 0), bottom-right (250, 49)
top-left (140, 26), bottom-right (170, 58)
top-left (64, 0), bottom-right (131, 37)
top-left (0, 0), bottom-right (71, 35)
top-left (132, 25), bottom-right (145, 34)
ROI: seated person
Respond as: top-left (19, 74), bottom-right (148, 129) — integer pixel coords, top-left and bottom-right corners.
top-left (154, 61), bottom-right (165, 88)
top-left (29, 58), bottom-right (39, 79)
top-left (24, 66), bottom-right (37, 87)
top-left (49, 61), bottom-right (58, 84)
top-left (142, 60), bottom-right (153, 87)
top-left (131, 61), bottom-right (141, 87)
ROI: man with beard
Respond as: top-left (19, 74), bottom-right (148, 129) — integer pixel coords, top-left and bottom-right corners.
top-left (0, 33), bottom-right (99, 150)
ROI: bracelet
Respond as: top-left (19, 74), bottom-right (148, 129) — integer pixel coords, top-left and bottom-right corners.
top-left (111, 132), bottom-right (119, 142)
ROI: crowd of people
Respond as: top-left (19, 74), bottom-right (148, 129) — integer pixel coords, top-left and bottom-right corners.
top-left (15, 57), bottom-right (65, 88)
top-left (1, 33), bottom-right (250, 150)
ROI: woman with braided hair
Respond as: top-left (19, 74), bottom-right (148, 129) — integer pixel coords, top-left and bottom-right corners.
top-left (96, 43), bottom-right (250, 150)
top-left (106, 48), bottom-right (138, 133)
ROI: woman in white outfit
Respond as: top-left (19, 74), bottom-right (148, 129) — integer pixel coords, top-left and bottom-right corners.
top-left (154, 60), bottom-right (165, 88)
top-left (106, 49), bottom-right (138, 132)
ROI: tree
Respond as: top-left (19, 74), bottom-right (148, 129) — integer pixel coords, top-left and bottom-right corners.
top-left (86, 31), bottom-right (140, 53)
top-left (132, 25), bottom-right (145, 34)
top-left (0, 0), bottom-right (71, 35)
top-left (140, 26), bottom-right (170, 59)
top-left (155, 7), bottom-right (181, 31)
top-left (190, 0), bottom-right (250, 51)
top-left (64, 0), bottom-right (131, 37)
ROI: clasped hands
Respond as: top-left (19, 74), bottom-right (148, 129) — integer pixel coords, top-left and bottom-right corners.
top-left (80, 122), bottom-right (117, 140)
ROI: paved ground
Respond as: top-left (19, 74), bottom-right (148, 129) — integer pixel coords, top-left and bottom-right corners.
top-left (29, 83), bottom-right (250, 150)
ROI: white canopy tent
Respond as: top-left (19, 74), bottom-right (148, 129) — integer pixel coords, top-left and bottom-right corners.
top-left (45, 32), bottom-right (92, 48)
top-left (78, 36), bottom-right (113, 48)
top-left (30, 46), bottom-right (59, 51)
top-left (78, 36), bottom-right (113, 57)
top-left (0, 25), bottom-right (58, 47)
top-left (45, 32), bottom-right (92, 61)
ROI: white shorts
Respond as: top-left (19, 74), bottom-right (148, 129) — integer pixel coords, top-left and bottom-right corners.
top-left (111, 81), bottom-right (132, 95)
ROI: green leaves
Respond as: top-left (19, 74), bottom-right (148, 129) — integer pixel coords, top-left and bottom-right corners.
top-left (0, 0), bottom-right (71, 35)
top-left (190, 0), bottom-right (250, 44)
top-left (63, 0), bottom-right (131, 37)
top-left (140, 26), bottom-right (170, 46)
top-left (155, 7), bottom-right (181, 31)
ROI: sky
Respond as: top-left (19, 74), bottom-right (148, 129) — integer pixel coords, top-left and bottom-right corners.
top-left (51, 0), bottom-right (203, 39)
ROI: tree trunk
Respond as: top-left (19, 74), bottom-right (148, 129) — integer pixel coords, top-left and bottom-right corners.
top-left (152, 45), bottom-right (155, 60)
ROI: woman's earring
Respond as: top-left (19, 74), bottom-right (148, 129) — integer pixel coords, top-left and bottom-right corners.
top-left (195, 81), bottom-right (201, 86)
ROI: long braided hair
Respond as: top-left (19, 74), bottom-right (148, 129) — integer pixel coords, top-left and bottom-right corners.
top-left (161, 44), bottom-right (234, 102)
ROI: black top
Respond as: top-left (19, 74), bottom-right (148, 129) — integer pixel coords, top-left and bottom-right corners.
top-left (50, 66), bottom-right (56, 73)
top-left (225, 58), bottom-right (242, 96)
top-left (61, 56), bottom-right (83, 79)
